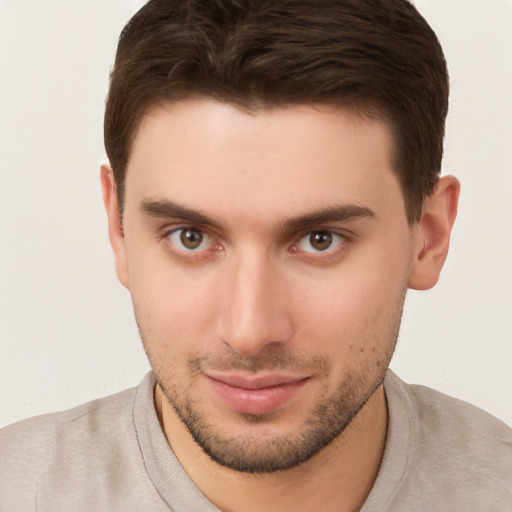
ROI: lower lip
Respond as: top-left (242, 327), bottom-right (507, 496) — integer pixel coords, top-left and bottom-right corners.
top-left (207, 377), bottom-right (309, 415)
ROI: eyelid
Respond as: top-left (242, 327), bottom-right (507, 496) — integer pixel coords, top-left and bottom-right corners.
top-left (290, 228), bottom-right (352, 257)
top-left (158, 222), bottom-right (352, 261)
top-left (292, 226), bottom-right (352, 242)
top-left (160, 223), bottom-right (208, 241)
top-left (161, 224), bottom-right (223, 259)
top-left (170, 227), bottom-right (211, 251)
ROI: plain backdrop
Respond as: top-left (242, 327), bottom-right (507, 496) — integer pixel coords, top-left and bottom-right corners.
top-left (0, 0), bottom-right (511, 429)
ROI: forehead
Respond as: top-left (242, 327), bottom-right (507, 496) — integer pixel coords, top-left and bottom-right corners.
top-left (125, 99), bottom-right (405, 225)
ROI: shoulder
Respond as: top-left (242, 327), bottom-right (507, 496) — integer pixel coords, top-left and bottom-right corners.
top-left (0, 384), bottom-right (138, 452)
top-left (0, 385), bottom-right (139, 510)
top-left (386, 370), bottom-right (512, 443)
top-left (402, 376), bottom-right (512, 456)
top-left (385, 371), bottom-right (512, 509)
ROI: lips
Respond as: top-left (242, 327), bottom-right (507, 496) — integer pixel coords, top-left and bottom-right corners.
top-left (205, 372), bottom-right (310, 415)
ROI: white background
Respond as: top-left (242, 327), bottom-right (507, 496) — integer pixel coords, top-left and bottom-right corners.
top-left (0, 1), bottom-right (511, 429)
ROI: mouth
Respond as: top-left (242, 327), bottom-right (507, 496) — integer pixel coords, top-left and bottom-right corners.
top-left (205, 372), bottom-right (311, 415)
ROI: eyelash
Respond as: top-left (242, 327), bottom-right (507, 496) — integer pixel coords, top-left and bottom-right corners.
top-left (161, 225), bottom-right (351, 262)
top-left (161, 226), bottom-right (220, 260)
top-left (292, 230), bottom-right (348, 256)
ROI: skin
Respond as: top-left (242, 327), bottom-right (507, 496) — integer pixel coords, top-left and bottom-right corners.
top-left (102, 99), bottom-right (459, 512)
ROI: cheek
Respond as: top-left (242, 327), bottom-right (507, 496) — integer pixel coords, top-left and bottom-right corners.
top-left (129, 259), bottom-right (220, 351)
top-left (291, 256), bottom-right (408, 357)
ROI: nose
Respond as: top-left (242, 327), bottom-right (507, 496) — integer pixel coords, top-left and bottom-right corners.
top-left (215, 250), bottom-right (294, 357)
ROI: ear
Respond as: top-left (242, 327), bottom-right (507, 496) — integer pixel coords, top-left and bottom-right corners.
top-left (100, 163), bottom-right (129, 289)
top-left (408, 175), bottom-right (460, 290)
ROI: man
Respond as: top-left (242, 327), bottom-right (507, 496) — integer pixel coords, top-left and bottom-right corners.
top-left (1, 0), bottom-right (511, 510)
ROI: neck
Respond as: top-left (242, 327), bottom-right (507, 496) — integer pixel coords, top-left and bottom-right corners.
top-left (155, 384), bottom-right (387, 512)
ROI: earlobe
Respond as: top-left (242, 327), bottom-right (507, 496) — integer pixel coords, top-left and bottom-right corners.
top-left (408, 175), bottom-right (460, 290)
top-left (100, 164), bottom-right (129, 289)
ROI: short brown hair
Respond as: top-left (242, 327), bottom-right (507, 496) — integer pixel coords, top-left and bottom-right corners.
top-left (104, 0), bottom-right (448, 223)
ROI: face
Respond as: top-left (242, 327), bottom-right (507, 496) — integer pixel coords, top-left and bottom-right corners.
top-left (113, 100), bottom-right (418, 473)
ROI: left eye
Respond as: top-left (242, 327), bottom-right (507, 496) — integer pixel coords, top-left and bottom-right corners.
top-left (296, 231), bottom-right (345, 253)
top-left (168, 228), bottom-right (212, 251)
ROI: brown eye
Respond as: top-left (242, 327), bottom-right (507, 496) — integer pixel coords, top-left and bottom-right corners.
top-left (167, 227), bottom-right (217, 255)
top-left (296, 230), bottom-right (345, 254)
top-left (179, 228), bottom-right (204, 249)
top-left (168, 227), bottom-right (208, 251)
top-left (309, 231), bottom-right (333, 251)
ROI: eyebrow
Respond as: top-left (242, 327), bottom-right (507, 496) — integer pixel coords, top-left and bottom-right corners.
top-left (140, 198), bottom-right (226, 230)
top-left (280, 203), bottom-right (376, 232)
top-left (140, 197), bottom-right (375, 232)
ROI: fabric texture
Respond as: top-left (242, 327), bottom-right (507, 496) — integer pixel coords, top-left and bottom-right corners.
top-left (1, 371), bottom-right (511, 511)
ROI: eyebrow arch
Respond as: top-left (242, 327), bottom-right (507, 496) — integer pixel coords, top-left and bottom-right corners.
top-left (281, 203), bottom-right (376, 233)
top-left (140, 198), bottom-right (226, 230)
top-left (140, 197), bottom-right (375, 233)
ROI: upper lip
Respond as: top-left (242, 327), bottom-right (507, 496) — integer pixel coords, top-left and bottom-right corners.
top-left (205, 372), bottom-right (310, 390)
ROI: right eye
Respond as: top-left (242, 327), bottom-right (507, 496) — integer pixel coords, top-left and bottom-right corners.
top-left (167, 227), bottom-right (213, 252)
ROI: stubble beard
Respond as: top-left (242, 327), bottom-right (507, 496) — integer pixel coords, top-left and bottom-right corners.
top-left (142, 328), bottom-right (399, 474)
top-left (157, 366), bottom-right (386, 473)
top-left (136, 279), bottom-right (405, 474)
